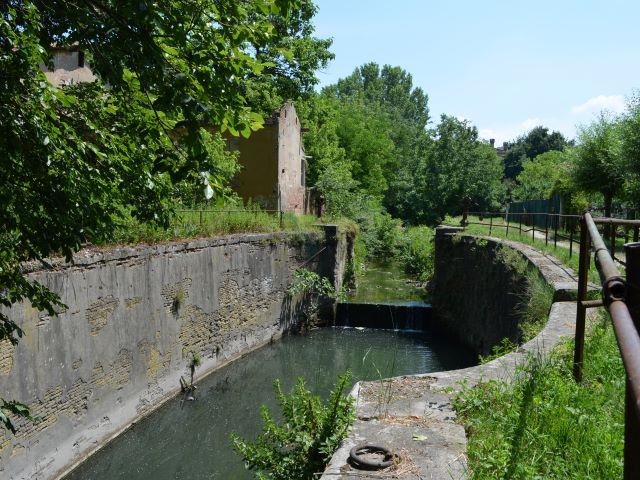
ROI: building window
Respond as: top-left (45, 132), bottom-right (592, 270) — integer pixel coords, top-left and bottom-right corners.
top-left (301, 159), bottom-right (305, 187)
top-left (78, 51), bottom-right (85, 68)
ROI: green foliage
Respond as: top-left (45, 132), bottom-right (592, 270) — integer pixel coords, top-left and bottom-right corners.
top-left (398, 226), bottom-right (435, 281)
top-left (620, 92), bottom-right (640, 209)
top-left (232, 372), bottom-right (356, 480)
top-left (513, 150), bottom-right (569, 201)
top-left (479, 338), bottom-right (518, 365)
top-left (421, 116), bottom-right (504, 223)
top-left (287, 268), bottom-right (342, 328)
top-left (573, 113), bottom-right (625, 217)
top-left (504, 126), bottom-right (570, 181)
top-left (454, 317), bottom-right (624, 479)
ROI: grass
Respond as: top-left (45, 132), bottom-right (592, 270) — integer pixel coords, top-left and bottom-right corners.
top-left (97, 206), bottom-right (322, 246)
top-left (454, 310), bottom-right (624, 479)
top-left (444, 214), bottom-right (603, 285)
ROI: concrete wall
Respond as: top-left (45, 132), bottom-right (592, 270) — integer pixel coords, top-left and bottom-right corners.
top-left (0, 229), bottom-right (350, 480)
top-left (431, 228), bottom-right (586, 356)
top-left (228, 125), bottom-right (279, 210)
top-left (41, 50), bottom-right (96, 86)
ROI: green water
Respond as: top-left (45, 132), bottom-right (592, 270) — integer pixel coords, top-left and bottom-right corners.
top-left (348, 261), bottom-right (428, 303)
top-left (64, 328), bottom-right (475, 480)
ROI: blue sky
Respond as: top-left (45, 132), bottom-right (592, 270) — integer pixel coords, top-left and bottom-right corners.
top-left (312, 0), bottom-right (640, 144)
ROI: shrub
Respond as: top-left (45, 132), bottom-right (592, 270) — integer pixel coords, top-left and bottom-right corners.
top-left (232, 372), bottom-right (356, 480)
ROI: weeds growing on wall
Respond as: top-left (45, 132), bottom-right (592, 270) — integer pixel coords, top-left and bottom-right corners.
top-left (231, 372), bottom-right (356, 480)
top-left (287, 269), bottom-right (343, 330)
top-left (454, 313), bottom-right (624, 479)
top-left (495, 245), bottom-right (554, 343)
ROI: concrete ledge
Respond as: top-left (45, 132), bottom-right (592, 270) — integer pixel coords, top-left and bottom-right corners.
top-left (322, 237), bottom-right (599, 479)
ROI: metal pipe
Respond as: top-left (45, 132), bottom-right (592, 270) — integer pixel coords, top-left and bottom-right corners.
top-left (581, 299), bottom-right (604, 308)
top-left (594, 217), bottom-right (640, 227)
top-left (585, 213), bottom-right (622, 287)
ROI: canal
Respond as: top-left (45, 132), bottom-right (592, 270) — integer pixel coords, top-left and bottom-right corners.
top-left (65, 261), bottom-right (474, 479)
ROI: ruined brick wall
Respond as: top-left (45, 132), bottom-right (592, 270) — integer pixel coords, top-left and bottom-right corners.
top-left (278, 102), bottom-right (306, 214)
top-left (0, 229), bottom-right (349, 480)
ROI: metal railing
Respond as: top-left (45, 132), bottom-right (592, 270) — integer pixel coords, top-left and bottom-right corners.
top-left (573, 213), bottom-right (640, 479)
top-left (460, 207), bottom-right (640, 477)
top-left (462, 209), bottom-right (640, 261)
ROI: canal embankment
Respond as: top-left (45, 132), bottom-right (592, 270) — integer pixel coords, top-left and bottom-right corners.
top-left (0, 226), bottom-right (352, 480)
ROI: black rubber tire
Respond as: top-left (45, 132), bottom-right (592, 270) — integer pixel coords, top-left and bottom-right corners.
top-left (349, 444), bottom-right (395, 470)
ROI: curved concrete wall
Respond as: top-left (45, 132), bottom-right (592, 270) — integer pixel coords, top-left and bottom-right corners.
top-left (431, 228), bottom-right (582, 355)
top-left (0, 229), bottom-right (350, 480)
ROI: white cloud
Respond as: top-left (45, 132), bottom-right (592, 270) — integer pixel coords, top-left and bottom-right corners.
top-left (570, 95), bottom-right (625, 115)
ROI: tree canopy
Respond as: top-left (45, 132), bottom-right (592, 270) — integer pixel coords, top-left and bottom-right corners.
top-left (504, 126), bottom-right (570, 180)
top-left (1, 0), bottom-right (330, 432)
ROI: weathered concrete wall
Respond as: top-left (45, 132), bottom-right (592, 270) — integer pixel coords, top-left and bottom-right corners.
top-left (0, 229), bottom-right (350, 480)
top-left (431, 228), bottom-right (586, 355)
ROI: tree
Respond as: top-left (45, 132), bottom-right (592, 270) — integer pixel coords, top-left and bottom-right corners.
top-left (504, 126), bottom-right (570, 180)
top-left (322, 63), bottom-right (431, 219)
top-left (421, 115), bottom-right (504, 223)
top-left (573, 113), bottom-right (625, 219)
top-left (621, 92), bottom-right (640, 209)
top-left (513, 150), bottom-right (568, 201)
top-left (247, 0), bottom-right (334, 114)
top-left (0, 0), bottom-right (325, 432)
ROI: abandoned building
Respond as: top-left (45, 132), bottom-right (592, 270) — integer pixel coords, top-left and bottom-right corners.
top-left (41, 48), bottom-right (308, 214)
top-left (40, 45), bottom-right (96, 86)
top-left (226, 102), bottom-right (307, 214)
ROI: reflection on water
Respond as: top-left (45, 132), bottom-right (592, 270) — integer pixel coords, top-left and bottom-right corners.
top-left (347, 261), bottom-right (428, 303)
top-left (65, 328), bottom-right (475, 480)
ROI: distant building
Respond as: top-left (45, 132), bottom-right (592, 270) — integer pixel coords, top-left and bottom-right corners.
top-left (226, 102), bottom-right (307, 214)
top-left (40, 45), bottom-right (96, 86)
top-left (489, 138), bottom-right (509, 159)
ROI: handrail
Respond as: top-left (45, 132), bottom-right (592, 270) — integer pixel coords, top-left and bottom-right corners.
top-left (574, 212), bottom-right (640, 479)
top-left (456, 203), bottom-right (640, 476)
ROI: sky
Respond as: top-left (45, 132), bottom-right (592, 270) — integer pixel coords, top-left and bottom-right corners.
top-left (312, 0), bottom-right (640, 144)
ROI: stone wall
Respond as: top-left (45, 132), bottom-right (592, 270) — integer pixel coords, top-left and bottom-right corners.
top-left (0, 228), bottom-right (350, 480)
top-left (431, 228), bottom-right (585, 355)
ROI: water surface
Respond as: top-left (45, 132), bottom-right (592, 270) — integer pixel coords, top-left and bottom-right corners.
top-left (347, 261), bottom-right (428, 303)
top-left (65, 328), bottom-right (475, 480)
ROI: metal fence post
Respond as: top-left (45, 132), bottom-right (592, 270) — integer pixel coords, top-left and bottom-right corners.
top-left (532, 219), bottom-right (536, 242)
top-left (545, 214), bottom-right (549, 246)
top-left (489, 214), bottom-right (493, 236)
top-left (569, 217), bottom-right (574, 258)
top-left (573, 216), bottom-right (590, 382)
top-left (623, 242), bottom-right (640, 479)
